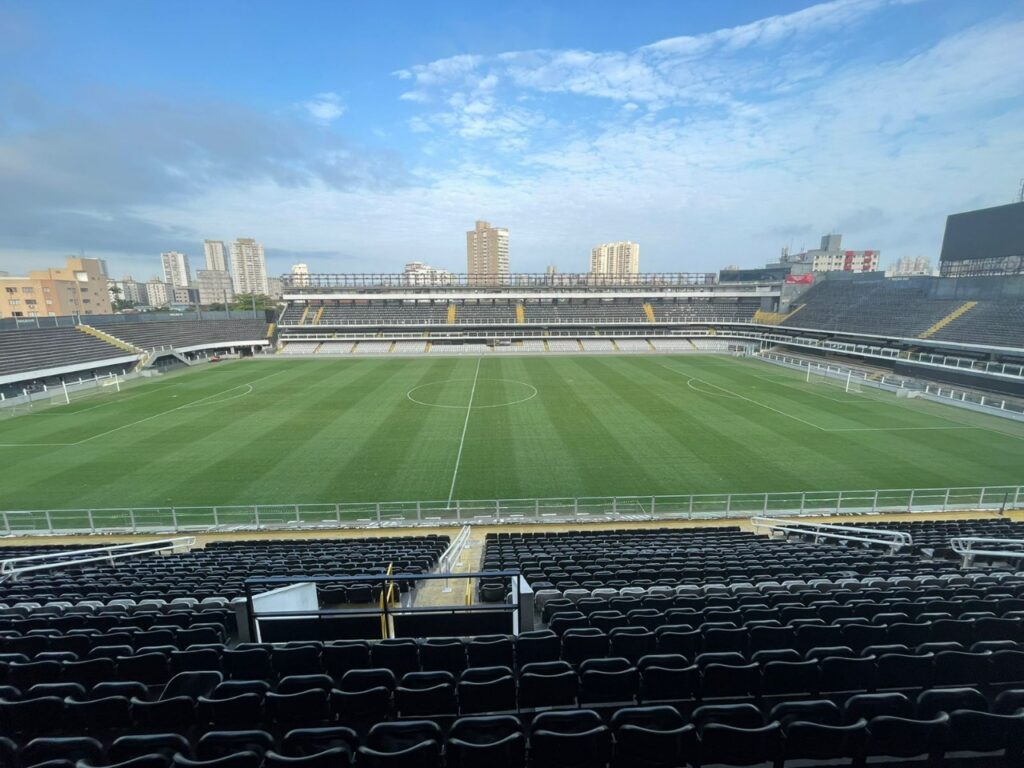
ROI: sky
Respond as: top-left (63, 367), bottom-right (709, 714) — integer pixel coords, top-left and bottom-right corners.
top-left (1, 0), bottom-right (1022, 281)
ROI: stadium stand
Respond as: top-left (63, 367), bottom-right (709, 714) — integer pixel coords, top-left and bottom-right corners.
top-left (522, 301), bottom-right (647, 324)
top-left (353, 341), bottom-right (393, 355)
top-left (611, 338), bottom-right (651, 352)
top-left (455, 303), bottom-right (518, 324)
top-left (546, 339), bottom-right (581, 353)
top-left (392, 341), bottom-right (427, 354)
top-left (649, 297), bottom-right (761, 322)
top-left (6, 521), bottom-right (1024, 766)
top-left (931, 300), bottom-right (1024, 349)
top-left (0, 328), bottom-right (128, 376)
top-left (317, 304), bottom-right (450, 325)
top-left (782, 280), bottom-right (959, 336)
top-left (648, 339), bottom-right (695, 352)
top-left (91, 320), bottom-right (270, 351)
top-left (279, 341), bottom-right (320, 355)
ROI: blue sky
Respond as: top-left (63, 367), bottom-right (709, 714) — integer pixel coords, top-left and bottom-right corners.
top-left (1, 0), bottom-right (1022, 280)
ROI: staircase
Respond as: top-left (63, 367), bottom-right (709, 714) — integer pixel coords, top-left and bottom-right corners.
top-left (77, 324), bottom-right (141, 354)
top-left (447, 304), bottom-right (457, 324)
top-left (919, 301), bottom-right (977, 339)
top-left (298, 306), bottom-right (310, 325)
top-left (516, 303), bottom-right (525, 323)
top-left (753, 304), bottom-right (805, 326)
top-left (643, 303), bottom-right (656, 323)
top-left (312, 307), bottom-right (324, 325)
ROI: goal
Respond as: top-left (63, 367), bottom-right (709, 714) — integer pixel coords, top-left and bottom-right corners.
top-left (806, 366), bottom-right (864, 393)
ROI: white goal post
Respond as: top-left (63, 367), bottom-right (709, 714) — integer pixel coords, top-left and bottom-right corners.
top-left (806, 365), bottom-right (864, 393)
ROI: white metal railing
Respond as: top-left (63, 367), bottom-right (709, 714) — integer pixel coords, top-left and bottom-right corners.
top-left (950, 536), bottom-right (1024, 568)
top-left (0, 486), bottom-right (1020, 536)
top-left (437, 525), bottom-right (472, 574)
top-left (752, 517), bottom-right (912, 553)
top-left (758, 351), bottom-right (1024, 420)
top-left (0, 537), bottom-right (196, 580)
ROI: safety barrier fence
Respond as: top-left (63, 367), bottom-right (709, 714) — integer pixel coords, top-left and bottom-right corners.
top-left (759, 351), bottom-right (1024, 420)
top-left (1, 485), bottom-right (1020, 536)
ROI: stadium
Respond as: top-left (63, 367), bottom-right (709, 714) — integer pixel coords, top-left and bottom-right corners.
top-left (3, 192), bottom-right (1024, 768)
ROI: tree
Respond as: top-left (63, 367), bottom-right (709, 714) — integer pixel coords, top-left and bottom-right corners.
top-left (108, 284), bottom-right (136, 312)
top-left (230, 293), bottom-right (277, 311)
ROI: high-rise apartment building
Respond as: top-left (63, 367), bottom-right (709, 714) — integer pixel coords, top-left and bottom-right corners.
top-left (404, 261), bottom-right (453, 286)
top-left (195, 269), bottom-right (235, 305)
top-left (229, 238), bottom-right (269, 295)
top-left (466, 220), bottom-right (509, 286)
top-left (781, 234), bottom-right (880, 273)
top-left (590, 241), bottom-right (640, 275)
top-left (291, 263), bottom-right (310, 287)
top-left (0, 257), bottom-right (112, 319)
top-left (145, 279), bottom-right (172, 308)
top-left (204, 240), bottom-right (228, 272)
top-left (108, 275), bottom-right (148, 307)
top-left (160, 251), bottom-right (192, 288)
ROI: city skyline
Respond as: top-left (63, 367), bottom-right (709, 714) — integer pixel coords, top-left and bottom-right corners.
top-left (1, 1), bottom-right (1022, 279)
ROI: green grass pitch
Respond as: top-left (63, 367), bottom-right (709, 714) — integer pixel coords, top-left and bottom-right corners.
top-left (1, 354), bottom-right (1022, 522)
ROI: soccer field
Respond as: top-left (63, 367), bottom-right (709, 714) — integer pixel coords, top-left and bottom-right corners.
top-left (1, 355), bottom-right (1022, 518)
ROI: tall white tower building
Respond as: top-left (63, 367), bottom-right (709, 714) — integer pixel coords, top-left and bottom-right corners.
top-left (203, 240), bottom-right (228, 272)
top-left (590, 242), bottom-right (640, 276)
top-left (229, 238), bottom-right (269, 295)
top-left (160, 251), bottom-right (192, 288)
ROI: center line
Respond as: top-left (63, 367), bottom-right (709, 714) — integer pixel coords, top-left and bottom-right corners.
top-left (447, 357), bottom-right (482, 507)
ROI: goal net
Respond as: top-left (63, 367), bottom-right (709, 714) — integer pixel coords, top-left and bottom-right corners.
top-left (806, 366), bottom-right (864, 393)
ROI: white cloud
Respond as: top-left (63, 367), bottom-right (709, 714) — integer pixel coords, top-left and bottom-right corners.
top-left (395, 0), bottom-right (922, 108)
top-left (301, 92), bottom-right (345, 124)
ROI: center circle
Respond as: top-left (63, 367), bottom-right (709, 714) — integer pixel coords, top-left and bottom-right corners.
top-left (407, 378), bottom-right (538, 409)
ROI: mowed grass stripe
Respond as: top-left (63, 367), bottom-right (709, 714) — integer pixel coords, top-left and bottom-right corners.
top-left (0, 355), bottom-right (1021, 513)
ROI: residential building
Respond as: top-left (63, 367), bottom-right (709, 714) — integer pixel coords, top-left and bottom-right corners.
top-left (160, 251), bottom-right (192, 288)
top-left (108, 276), bottom-right (148, 307)
top-left (466, 220), bottom-right (509, 286)
top-left (0, 257), bottom-right (112, 319)
top-left (888, 256), bottom-right (934, 277)
top-left (782, 234), bottom-right (880, 274)
top-left (266, 277), bottom-right (283, 299)
top-left (195, 270), bottom-right (235, 306)
top-left (291, 263), bottom-right (310, 287)
top-left (203, 240), bottom-right (228, 272)
top-left (122, 276), bottom-right (147, 305)
top-left (229, 237), bottom-right (269, 295)
top-left (590, 241), bottom-right (640, 276)
top-left (145, 279), bottom-right (172, 308)
top-left (172, 287), bottom-right (200, 305)
top-left (404, 261), bottom-right (453, 286)
top-left (811, 249), bottom-right (880, 273)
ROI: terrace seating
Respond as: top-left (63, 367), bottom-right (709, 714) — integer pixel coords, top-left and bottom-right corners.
top-left (7, 518), bottom-right (1024, 767)
top-left (0, 328), bottom-right (130, 377)
top-left (781, 279), bottom-right (964, 338)
top-left (88, 320), bottom-right (269, 352)
top-left (0, 537), bottom-right (448, 607)
top-left (931, 300), bottom-right (1024, 349)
